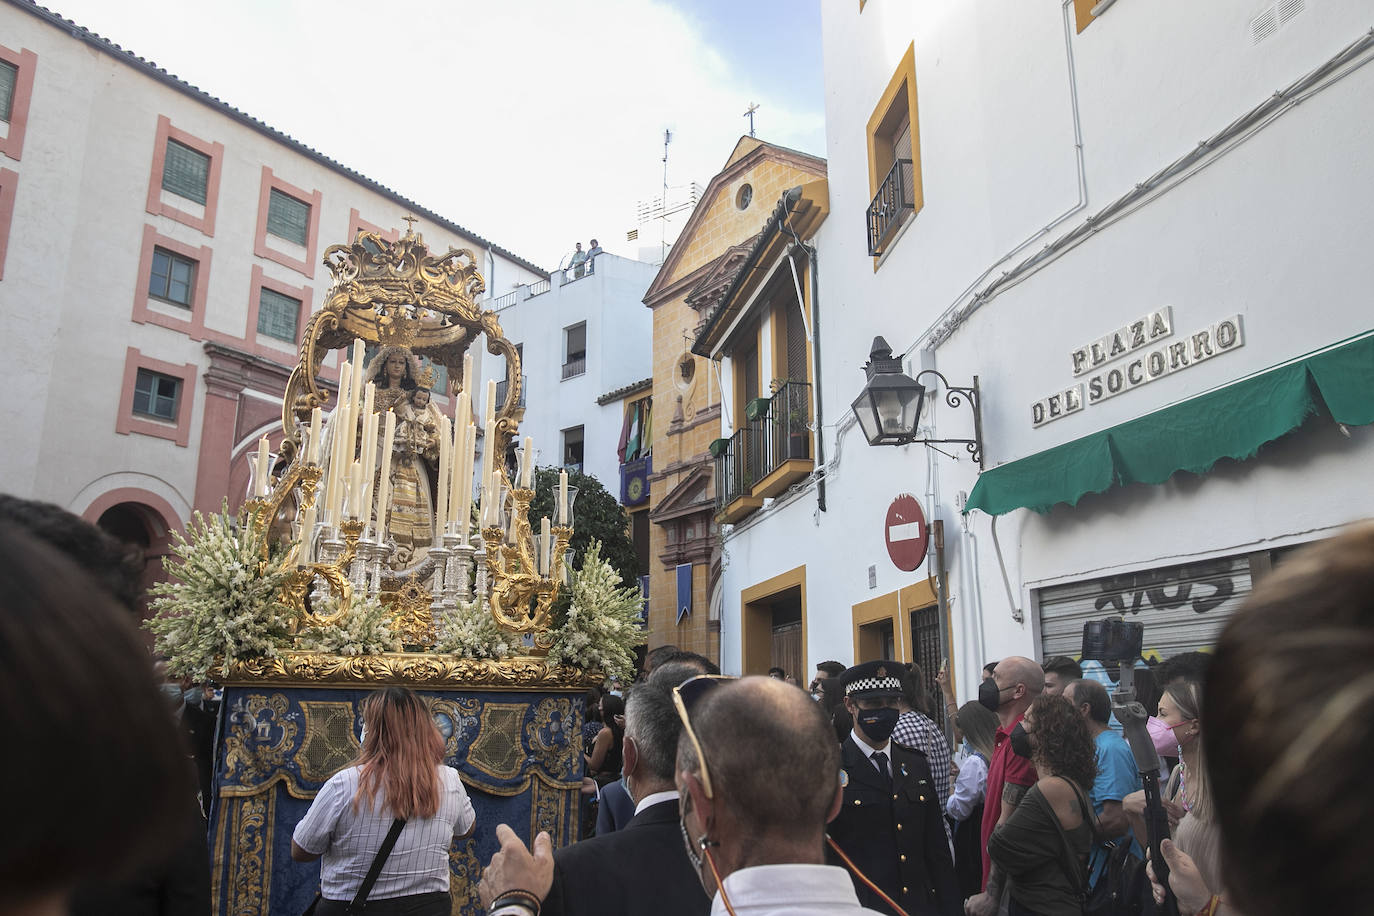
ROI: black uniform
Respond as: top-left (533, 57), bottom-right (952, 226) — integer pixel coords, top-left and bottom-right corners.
top-left (828, 735), bottom-right (961, 916)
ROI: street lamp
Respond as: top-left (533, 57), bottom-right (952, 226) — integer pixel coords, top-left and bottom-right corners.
top-left (851, 336), bottom-right (984, 467)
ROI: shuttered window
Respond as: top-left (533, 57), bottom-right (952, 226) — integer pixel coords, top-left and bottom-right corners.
top-left (161, 139), bottom-right (210, 205)
top-left (266, 188), bottom-right (310, 245)
top-left (133, 369), bottom-right (181, 420)
top-left (257, 288), bottom-right (301, 342)
top-left (0, 61), bottom-right (16, 123)
top-left (149, 248), bottom-right (195, 307)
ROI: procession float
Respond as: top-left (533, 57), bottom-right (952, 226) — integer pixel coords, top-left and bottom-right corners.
top-left (146, 225), bottom-right (643, 916)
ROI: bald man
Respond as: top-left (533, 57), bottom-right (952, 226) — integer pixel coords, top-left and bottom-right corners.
top-left (966, 656), bottom-right (1043, 916)
top-left (479, 676), bottom-right (889, 916)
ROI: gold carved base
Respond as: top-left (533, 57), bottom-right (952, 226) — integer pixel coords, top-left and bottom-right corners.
top-left (217, 650), bottom-right (602, 690)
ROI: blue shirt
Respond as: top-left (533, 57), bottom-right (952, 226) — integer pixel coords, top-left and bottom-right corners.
top-left (1088, 728), bottom-right (1142, 886)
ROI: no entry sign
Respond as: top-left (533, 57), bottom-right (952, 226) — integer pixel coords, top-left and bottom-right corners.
top-left (885, 494), bottom-right (929, 572)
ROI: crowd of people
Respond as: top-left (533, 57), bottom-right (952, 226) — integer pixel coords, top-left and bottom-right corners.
top-left (566, 240), bottom-right (602, 279)
top-left (3, 492), bottom-right (1373, 916)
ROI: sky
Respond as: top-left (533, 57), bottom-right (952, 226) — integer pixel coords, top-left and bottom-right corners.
top-left (46, 0), bottom-right (826, 275)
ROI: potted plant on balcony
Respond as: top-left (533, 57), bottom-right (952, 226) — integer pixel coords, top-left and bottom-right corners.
top-left (785, 406), bottom-right (810, 459)
top-left (709, 437), bottom-right (730, 459)
top-left (744, 396), bottom-right (772, 422)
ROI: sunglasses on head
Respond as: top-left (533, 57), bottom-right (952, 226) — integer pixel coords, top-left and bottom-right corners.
top-left (671, 674), bottom-right (736, 799)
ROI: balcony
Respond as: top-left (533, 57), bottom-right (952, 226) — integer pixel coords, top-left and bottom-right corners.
top-left (495, 375), bottom-right (527, 409)
top-left (866, 158), bottom-right (915, 257)
top-left (714, 427), bottom-right (763, 524)
top-left (753, 381), bottom-right (814, 499)
top-left (561, 353), bottom-right (586, 380)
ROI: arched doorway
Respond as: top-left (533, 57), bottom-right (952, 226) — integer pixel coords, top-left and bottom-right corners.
top-left (95, 501), bottom-right (173, 624)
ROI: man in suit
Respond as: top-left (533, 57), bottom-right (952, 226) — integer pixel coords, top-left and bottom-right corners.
top-left (827, 660), bottom-right (961, 916)
top-left (541, 663), bottom-right (710, 916)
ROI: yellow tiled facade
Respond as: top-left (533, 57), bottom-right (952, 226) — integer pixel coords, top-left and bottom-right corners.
top-left (641, 138), bottom-right (827, 666)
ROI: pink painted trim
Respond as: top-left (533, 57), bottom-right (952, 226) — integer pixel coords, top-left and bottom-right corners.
top-left (253, 166), bottom-right (322, 278)
top-left (244, 263), bottom-right (313, 358)
top-left (115, 347), bottom-right (198, 447)
top-left (348, 208), bottom-right (400, 244)
top-left (0, 44), bottom-right (37, 162)
top-left (80, 487), bottom-right (184, 538)
top-left (144, 114), bottom-right (224, 236)
top-left (131, 225), bottom-right (212, 340)
top-left (0, 167), bottom-right (16, 280)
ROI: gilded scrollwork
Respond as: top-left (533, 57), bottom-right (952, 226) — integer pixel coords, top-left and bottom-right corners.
top-left (219, 650), bottom-right (602, 689)
top-left (429, 697), bottom-right (482, 760)
top-left (525, 698), bottom-right (577, 777)
top-left (222, 694), bottom-right (301, 789)
top-left (226, 793), bottom-right (272, 916)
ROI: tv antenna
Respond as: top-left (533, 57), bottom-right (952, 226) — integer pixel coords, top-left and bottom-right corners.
top-left (743, 102), bottom-right (759, 137)
top-left (661, 128), bottom-right (672, 260)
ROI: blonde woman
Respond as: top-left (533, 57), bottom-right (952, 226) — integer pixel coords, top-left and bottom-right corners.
top-left (293, 688), bottom-right (476, 916)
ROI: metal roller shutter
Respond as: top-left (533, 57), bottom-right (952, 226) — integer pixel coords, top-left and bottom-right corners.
top-left (1037, 554), bottom-right (1253, 663)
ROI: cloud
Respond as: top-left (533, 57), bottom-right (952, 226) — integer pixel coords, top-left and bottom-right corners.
top-left (49, 0), bottom-right (824, 272)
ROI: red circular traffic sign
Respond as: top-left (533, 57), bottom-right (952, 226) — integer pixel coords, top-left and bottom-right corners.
top-left (885, 494), bottom-right (929, 572)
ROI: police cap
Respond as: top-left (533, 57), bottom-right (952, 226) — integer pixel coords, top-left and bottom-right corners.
top-left (839, 660), bottom-right (904, 699)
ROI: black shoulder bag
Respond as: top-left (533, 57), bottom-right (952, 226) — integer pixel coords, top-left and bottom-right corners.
top-left (303, 817), bottom-right (407, 916)
top-left (1043, 777), bottom-right (1100, 916)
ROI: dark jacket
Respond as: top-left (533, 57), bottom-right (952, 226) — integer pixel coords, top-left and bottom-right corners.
top-left (827, 737), bottom-right (961, 916)
top-left (543, 798), bottom-right (709, 916)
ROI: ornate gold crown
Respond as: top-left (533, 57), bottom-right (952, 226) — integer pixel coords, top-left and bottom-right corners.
top-left (416, 365), bottom-right (437, 389)
top-left (375, 310), bottom-right (422, 349)
top-left (323, 224), bottom-right (487, 310)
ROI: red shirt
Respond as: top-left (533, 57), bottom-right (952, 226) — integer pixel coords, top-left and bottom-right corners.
top-left (980, 712), bottom-right (1038, 888)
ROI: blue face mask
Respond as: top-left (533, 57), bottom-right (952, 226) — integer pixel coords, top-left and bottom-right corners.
top-left (856, 706), bottom-right (900, 743)
top-left (183, 687), bottom-right (204, 707)
top-left (160, 683), bottom-right (184, 708)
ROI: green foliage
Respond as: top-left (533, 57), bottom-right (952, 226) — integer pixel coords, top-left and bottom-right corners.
top-left (295, 592), bottom-right (401, 656)
top-left (434, 597), bottom-right (512, 660)
top-left (528, 466), bottom-right (639, 587)
top-left (144, 507), bottom-right (298, 681)
top-left (547, 541), bottom-right (644, 680)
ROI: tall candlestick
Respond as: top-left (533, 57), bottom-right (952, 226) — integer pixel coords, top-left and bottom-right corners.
top-left (375, 409), bottom-right (397, 539)
top-left (484, 379), bottom-right (497, 425)
top-left (307, 407), bottom-right (322, 464)
top-left (436, 416), bottom-right (451, 531)
top-left (558, 469), bottom-right (569, 523)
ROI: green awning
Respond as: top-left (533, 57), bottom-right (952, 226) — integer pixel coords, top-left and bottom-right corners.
top-left (965, 331), bottom-right (1374, 516)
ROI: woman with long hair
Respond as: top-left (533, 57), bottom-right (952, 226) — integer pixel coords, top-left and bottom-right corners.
top-left (584, 692), bottom-right (625, 786)
top-left (293, 687), bottom-right (476, 916)
top-left (986, 694), bottom-right (1099, 916)
top-left (948, 701), bottom-right (1000, 898)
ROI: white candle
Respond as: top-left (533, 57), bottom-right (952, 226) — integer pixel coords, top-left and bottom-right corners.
top-left (436, 416), bottom-right (451, 531)
top-left (486, 420), bottom-right (502, 527)
top-left (255, 437), bottom-right (271, 497)
top-left (520, 436), bottom-right (534, 488)
top-left (484, 379), bottom-right (497, 425)
top-left (375, 409), bottom-right (397, 538)
top-left (558, 469), bottom-right (569, 523)
top-left (360, 405), bottom-right (378, 527)
top-left (297, 503), bottom-right (317, 562)
top-left (307, 407), bottom-right (322, 464)
top-left (350, 339), bottom-right (366, 418)
top-left (325, 361), bottom-right (351, 523)
top-left (462, 352), bottom-right (472, 397)
top-left (347, 460), bottom-right (364, 520)
top-left (458, 423), bottom-right (474, 540)
top-left (448, 412), bottom-right (465, 529)
top-left (540, 517), bottom-right (551, 577)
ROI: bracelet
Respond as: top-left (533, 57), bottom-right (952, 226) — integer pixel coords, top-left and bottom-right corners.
top-left (490, 889), bottom-right (542, 916)
top-left (1195, 896), bottom-right (1221, 916)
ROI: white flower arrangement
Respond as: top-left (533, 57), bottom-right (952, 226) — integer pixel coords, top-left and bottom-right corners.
top-left (433, 596), bottom-right (512, 660)
top-left (145, 507), bottom-right (298, 681)
top-left (295, 592), bottom-right (402, 656)
top-left (547, 540), bottom-right (644, 681)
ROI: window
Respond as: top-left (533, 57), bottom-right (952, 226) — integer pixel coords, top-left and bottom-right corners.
top-left (866, 43), bottom-right (923, 259)
top-left (266, 188), bottom-right (310, 245)
top-left (133, 369), bottom-right (181, 420)
top-left (0, 61), bottom-right (16, 123)
top-left (563, 426), bottom-right (584, 471)
top-left (148, 248), bottom-right (196, 307)
top-left (257, 287), bottom-right (301, 342)
top-left (161, 139), bottom-right (210, 205)
top-left (562, 322), bottom-right (587, 379)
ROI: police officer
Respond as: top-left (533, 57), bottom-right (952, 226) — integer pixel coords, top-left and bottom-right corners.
top-left (827, 661), bottom-right (961, 916)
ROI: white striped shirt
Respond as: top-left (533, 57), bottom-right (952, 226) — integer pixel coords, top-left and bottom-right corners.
top-left (293, 764), bottom-right (476, 899)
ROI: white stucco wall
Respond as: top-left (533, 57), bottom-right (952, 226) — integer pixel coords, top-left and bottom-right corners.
top-left (716, 0), bottom-right (1374, 700)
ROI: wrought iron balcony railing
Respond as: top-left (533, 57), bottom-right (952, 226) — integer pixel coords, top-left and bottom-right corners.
top-left (714, 425), bottom-right (763, 513)
top-left (561, 354), bottom-right (586, 380)
top-left (494, 375), bottom-right (527, 409)
top-left (866, 158), bottom-right (915, 257)
top-left (760, 381), bottom-right (813, 473)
